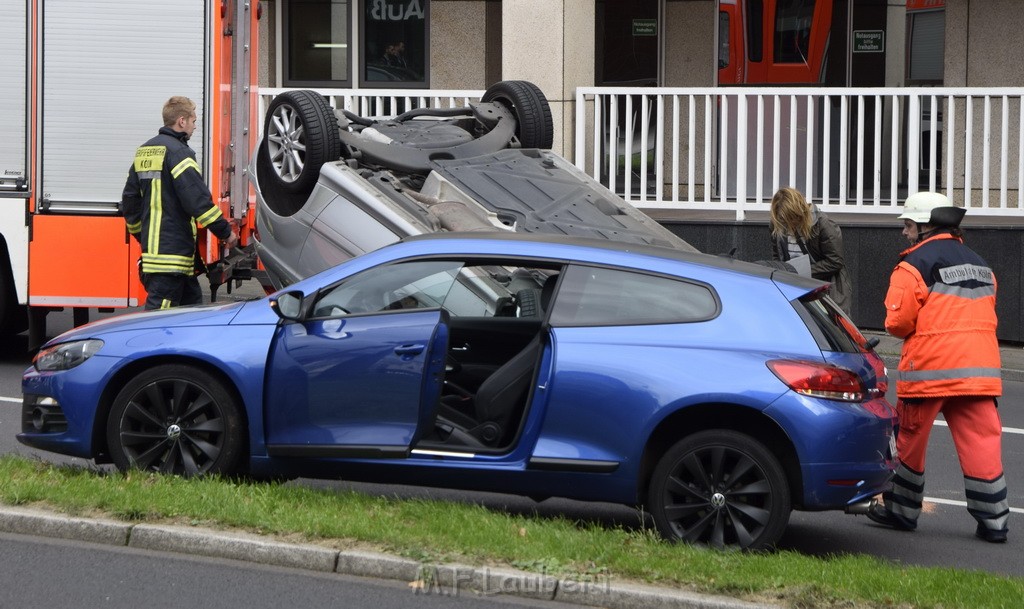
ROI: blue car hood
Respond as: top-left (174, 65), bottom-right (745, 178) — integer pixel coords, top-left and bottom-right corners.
top-left (42, 300), bottom-right (272, 346)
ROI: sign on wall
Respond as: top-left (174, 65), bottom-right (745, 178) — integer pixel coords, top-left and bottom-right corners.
top-left (632, 19), bottom-right (657, 37)
top-left (853, 30), bottom-right (885, 53)
top-left (906, 0), bottom-right (945, 10)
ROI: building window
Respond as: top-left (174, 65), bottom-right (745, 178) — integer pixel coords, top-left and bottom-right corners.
top-left (718, 11), bottom-right (731, 70)
top-left (774, 0), bottom-right (815, 64)
top-left (745, 0), bottom-right (764, 63)
top-left (361, 0), bottom-right (429, 87)
top-left (907, 8), bottom-right (944, 83)
top-left (285, 0), bottom-right (351, 87)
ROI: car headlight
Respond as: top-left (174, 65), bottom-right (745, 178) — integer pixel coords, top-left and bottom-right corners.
top-left (33, 339), bottom-right (104, 372)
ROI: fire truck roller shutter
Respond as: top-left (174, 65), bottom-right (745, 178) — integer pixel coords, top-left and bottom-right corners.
top-left (40, 0), bottom-right (206, 213)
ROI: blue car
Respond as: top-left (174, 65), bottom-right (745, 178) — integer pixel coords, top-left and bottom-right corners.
top-left (19, 232), bottom-right (895, 550)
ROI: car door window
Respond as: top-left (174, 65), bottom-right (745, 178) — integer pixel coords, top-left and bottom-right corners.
top-left (312, 259), bottom-right (560, 319)
top-left (312, 260), bottom-right (464, 317)
top-left (550, 265), bottom-right (719, 326)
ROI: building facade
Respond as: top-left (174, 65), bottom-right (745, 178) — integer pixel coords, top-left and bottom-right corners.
top-left (256, 1), bottom-right (1021, 156)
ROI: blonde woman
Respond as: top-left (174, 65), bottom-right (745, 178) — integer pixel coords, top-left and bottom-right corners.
top-left (769, 187), bottom-right (852, 314)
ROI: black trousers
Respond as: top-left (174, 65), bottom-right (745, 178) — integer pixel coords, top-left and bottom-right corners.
top-left (142, 273), bottom-right (203, 310)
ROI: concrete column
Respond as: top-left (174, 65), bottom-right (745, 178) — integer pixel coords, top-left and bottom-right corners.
top-left (431, 0), bottom-right (490, 89)
top-left (963, 0), bottom-right (1024, 86)
top-left (944, 0), bottom-right (968, 86)
top-left (502, 0), bottom-right (595, 157)
top-left (663, 0), bottom-right (715, 87)
top-left (884, 0), bottom-right (906, 87)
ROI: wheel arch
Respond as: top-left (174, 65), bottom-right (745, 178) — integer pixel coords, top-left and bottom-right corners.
top-left (637, 403), bottom-right (803, 508)
top-left (0, 234), bottom-right (29, 335)
top-left (91, 355), bottom-right (252, 462)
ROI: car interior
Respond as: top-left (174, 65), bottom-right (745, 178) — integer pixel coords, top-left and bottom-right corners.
top-left (308, 258), bottom-right (560, 452)
top-left (426, 272), bottom-right (559, 451)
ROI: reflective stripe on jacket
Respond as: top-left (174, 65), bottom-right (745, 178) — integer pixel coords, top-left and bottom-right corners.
top-left (884, 233), bottom-right (1001, 397)
top-left (121, 127), bottom-right (231, 275)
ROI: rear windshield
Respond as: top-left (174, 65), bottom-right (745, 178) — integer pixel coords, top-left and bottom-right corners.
top-left (795, 293), bottom-right (865, 353)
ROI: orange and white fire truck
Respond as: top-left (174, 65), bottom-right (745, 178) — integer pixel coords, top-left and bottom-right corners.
top-left (0, 0), bottom-right (262, 348)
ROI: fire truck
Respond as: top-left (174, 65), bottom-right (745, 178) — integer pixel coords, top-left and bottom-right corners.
top-left (717, 0), bottom-right (833, 85)
top-left (0, 0), bottom-right (261, 348)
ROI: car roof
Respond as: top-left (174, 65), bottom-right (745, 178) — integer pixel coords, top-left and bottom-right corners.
top-left (399, 230), bottom-right (819, 285)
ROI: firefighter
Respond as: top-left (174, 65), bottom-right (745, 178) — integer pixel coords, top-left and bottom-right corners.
top-left (867, 191), bottom-right (1009, 543)
top-left (122, 97), bottom-right (238, 309)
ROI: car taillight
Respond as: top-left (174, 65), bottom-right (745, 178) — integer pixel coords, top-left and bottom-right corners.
top-left (767, 359), bottom-right (866, 402)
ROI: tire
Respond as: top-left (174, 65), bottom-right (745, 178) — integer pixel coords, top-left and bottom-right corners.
top-left (0, 244), bottom-right (28, 336)
top-left (107, 365), bottom-right (245, 477)
top-left (647, 430), bottom-right (791, 551)
top-left (516, 288), bottom-right (542, 318)
top-left (257, 90), bottom-right (342, 216)
top-left (481, 81), bottom-right (554, 149)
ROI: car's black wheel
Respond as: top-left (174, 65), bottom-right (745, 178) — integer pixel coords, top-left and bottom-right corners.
top-left (481, 81), bottom-right (553, 149)
top-left (648, 430), bottom-right (791, 551)
top-left (257, 90), bottom-right (342, 215)
top-left (107, 365), bottom-right (244, 477)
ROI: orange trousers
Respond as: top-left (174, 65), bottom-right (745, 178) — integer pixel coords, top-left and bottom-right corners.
top-left (895, 395), bottom-right (1004, 480)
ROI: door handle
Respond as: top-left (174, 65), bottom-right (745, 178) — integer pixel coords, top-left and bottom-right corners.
top-left (394, 344), bottom-right (425, 357)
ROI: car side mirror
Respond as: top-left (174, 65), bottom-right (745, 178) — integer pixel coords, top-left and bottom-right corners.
top-left (270, 291), bottom-right (304, 321)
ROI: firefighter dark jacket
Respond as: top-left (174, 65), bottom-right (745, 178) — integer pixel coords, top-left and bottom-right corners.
top-left (122, 126), bottom-right (232, 275)
top-left (884, 232), bottom-right (1002, 397)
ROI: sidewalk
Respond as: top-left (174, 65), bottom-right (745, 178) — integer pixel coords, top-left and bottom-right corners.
top-left (862, 330), bottom-right (1024, 382)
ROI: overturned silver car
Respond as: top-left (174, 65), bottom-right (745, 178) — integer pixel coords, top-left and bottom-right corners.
top-left (251, 81), bottom-right (695, 289)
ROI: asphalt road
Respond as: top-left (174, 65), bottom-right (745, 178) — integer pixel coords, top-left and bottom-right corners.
top-left (0, 531), bottom-right (580, 609)
top-left (1, 304), bottom-right (1021, 579)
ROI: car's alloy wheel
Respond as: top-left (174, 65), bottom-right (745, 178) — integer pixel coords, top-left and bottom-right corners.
top-left (648, 430), bottom-right (791, 551)
top-left (481, 80), bottom-right (554, 149)
top-left (258, 89), bottom-right (342, 215)
top-left (107, 365), bottom-right (244, 477)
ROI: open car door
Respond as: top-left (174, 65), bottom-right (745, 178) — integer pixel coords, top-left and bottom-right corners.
top-left (264, 308), bottom-right (448, 458)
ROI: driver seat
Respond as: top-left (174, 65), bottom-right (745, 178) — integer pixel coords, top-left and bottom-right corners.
top-left (469, 334), bottom-right (543, 445)
top-left (436, 274), bottom-right (557, 447)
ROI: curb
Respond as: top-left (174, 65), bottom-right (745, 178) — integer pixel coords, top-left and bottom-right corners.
top-left (0, 506), bottom-right (775, 609)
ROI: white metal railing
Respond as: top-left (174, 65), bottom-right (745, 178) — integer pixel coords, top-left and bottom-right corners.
top-left (257, 88), bottom-right (485, 137)
top-left (575, 86), bottom-right (1024, 220)
top-left (258, 86), bottom-right (1024, 221)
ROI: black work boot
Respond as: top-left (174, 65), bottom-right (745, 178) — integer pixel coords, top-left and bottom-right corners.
top-left (975, 523), bottom-right (1008, 543)
top-left (866, 500), bottom-right (917, 531)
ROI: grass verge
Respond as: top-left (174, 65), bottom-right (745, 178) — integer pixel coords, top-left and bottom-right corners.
top-left (0, 455), bottom-right (1019, 609)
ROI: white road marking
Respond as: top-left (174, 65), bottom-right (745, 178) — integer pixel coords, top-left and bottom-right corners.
top-left (1, 396), bottom-right (20, 404)
top-left (935, 419), bottom-right (1024, 435)
top-left (925, 496), bottom-right (1024, 514)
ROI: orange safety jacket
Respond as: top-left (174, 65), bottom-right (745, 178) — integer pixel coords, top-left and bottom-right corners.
top-left (884, 232), bottom-right (1001, 397)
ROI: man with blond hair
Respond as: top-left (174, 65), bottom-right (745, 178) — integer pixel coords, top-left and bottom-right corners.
top-left (122, 96), bottom-right (238, 309)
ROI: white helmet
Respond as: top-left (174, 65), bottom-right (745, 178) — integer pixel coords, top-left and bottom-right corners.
top-left (898, 192), bottom-right (965, 227)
